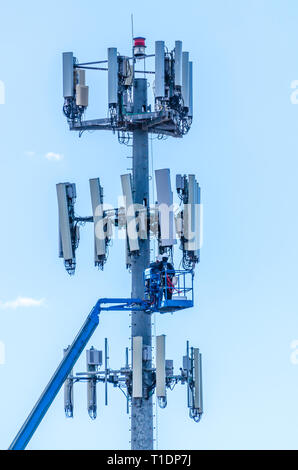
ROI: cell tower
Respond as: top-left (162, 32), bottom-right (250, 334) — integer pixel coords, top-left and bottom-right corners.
top-left (8, 36), bottom-right (203, 451)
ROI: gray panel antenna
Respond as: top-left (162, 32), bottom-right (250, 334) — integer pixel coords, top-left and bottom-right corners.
top-left (188, 61), bottom-right (193, 118)
top-left (174, 41), bottom-right (183, 88)
top-left (155, 41), bottom-right (165, 98)
top-left (182, 52), bottom-right (189, 109)
top-left (56, 183), bottom-right (74, 262)
top-left (62, 52), bottom-right (74, 98)
top-left (194, 349), bottom-right (203, 412)
top-left (156, 335), bottom-right (166, 398)
top-left (108, 47), bottom-right (118, 106)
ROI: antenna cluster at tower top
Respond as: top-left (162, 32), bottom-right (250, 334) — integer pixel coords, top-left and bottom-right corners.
top-left (62, 38), bottom-right (193, 137)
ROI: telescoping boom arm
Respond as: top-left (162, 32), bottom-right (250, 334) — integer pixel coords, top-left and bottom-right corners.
top-left (9, 298), bottom-right (147, 450)
top-left (8, 302), bottom-right (101, 450)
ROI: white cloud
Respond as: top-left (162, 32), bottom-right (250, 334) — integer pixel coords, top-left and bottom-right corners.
top-left (0, 297), bottom-right (45, 309)
top-left (24, 151), bottom-right (64, 161)
top-left (45, 152), bottom-right (63, 161)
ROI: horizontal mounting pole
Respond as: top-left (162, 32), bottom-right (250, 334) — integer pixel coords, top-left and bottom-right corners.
top-left (76, 54), bottom-right (155, 67)
top-left (75, 66), bottom-right (154, 74)
top-left (74, 216), bottom-right (93, 223)
top-left (76, 60), bottom-right (108, 66)
top-left (75, 65), bottom-right (108, 71)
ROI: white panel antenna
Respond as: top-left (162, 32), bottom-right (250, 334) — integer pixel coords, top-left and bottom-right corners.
top-left (155, 169), bottom-right (177, 247)
top-left (194, 180), bottom-right (201, 256)
top-left (156, 335), bottom-right (166, 399)
top-left (155, 41), bottom-right (165, 98)
top-left (76, 69), bottom-right (89, 107)
top-left (121, 174), bottom-right (139, 252)
top-left (63, 347), bottom-right (74, 418)
top-left (89, 178), bottom-right (106, 267)
top-left (132, 336), bottom-right (143, 398)
top-left (184, 175), bottom-right (201, 253)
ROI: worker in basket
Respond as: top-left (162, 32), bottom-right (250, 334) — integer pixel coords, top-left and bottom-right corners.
top-left (160, 254), bottom-right (177, 300)
top-left (146, 254), bottom-right (177, 303)
top-left (145, 255), bottom-right (163, 304)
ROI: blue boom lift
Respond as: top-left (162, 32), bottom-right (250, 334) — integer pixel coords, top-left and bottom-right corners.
top-left (8, 269), bottom-right (193, 450)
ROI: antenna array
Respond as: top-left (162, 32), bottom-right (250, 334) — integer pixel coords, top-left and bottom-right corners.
top-left (8, 37), bottom-right (204, 451)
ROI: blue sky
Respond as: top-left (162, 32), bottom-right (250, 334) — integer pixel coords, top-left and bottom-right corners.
top-left (1, 0), bottom-right (298, 450)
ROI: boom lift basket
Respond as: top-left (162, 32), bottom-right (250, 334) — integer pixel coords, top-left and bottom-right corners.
top-left (144, 268), bottom-right (194, 313)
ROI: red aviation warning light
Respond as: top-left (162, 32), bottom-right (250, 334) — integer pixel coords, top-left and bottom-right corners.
top-left (133, 37), bottom-right (146, 57)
